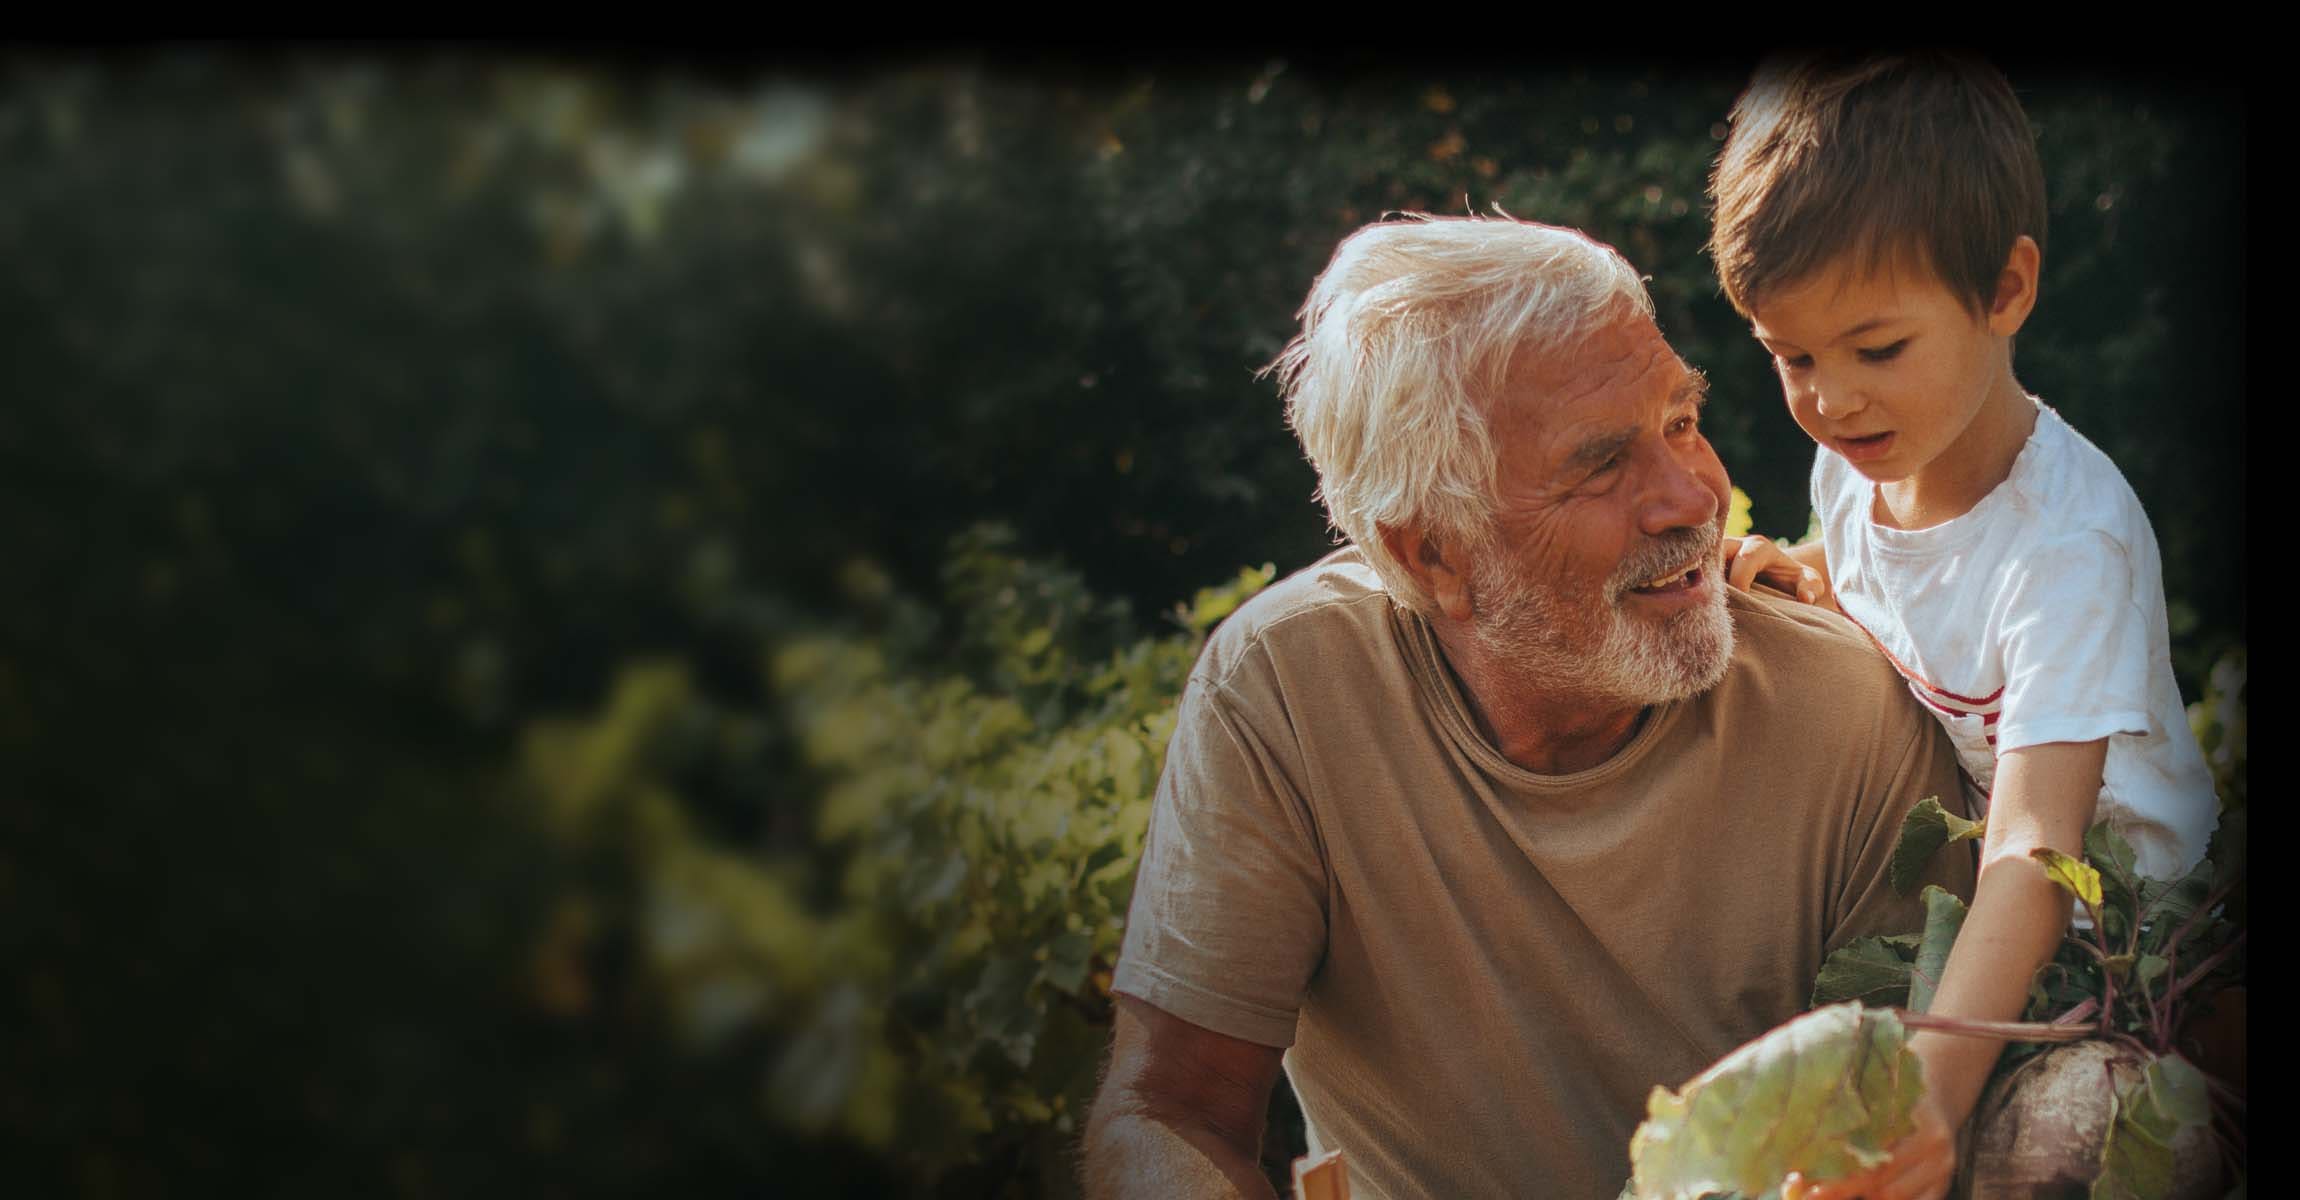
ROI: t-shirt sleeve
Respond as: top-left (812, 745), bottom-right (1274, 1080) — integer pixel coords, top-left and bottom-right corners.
top-left (1111, 674), bottom-right (1328, 1049)
top-left (1828, 697), bottom-right (1978, 950)
top-left (1994, 531), bottom-right (2154, 752)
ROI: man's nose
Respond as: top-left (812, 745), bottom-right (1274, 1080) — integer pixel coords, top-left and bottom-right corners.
top-left (1641, 446), bottom-right (1719, 535)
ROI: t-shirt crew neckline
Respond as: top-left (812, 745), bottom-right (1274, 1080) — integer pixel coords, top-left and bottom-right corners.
top-left (1863, 395), bottom-right (2050, 557)
top-left (1391, 601), bottom-right (1686, 794)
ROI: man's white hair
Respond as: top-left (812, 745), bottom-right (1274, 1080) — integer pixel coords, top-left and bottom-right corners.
top-left (1267, 215), bottom-right (1655, 616)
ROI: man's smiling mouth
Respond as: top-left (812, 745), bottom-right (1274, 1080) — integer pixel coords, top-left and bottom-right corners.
top-left (1629, 564), bottom-right (1703, 594)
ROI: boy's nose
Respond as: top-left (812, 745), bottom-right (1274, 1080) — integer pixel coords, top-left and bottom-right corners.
top-left (1812, 378), bottom-right (1866, 420)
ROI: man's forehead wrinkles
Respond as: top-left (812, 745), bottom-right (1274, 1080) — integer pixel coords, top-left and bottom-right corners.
top-left (1550, 341), bottom-right (1671, 401)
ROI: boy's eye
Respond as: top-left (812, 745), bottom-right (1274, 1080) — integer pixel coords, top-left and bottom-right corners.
top-left (1775, 354), bottom-right (1812, 372)
top-left (1857, 339), bottom-right (1909, 364)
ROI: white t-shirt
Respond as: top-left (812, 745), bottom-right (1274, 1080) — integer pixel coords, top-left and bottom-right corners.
top-left (1813, 398), bottom-right (2217, 881)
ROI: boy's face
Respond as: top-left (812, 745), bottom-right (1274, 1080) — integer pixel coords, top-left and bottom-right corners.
top-left (1745, 250), bottom-right (2029, 488)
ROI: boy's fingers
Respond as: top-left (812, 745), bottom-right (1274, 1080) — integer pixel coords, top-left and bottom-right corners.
top-left (1726, 536), bottom-right (1771, 590)
top-left (1888, 1152), bottom-right (1954, 1200)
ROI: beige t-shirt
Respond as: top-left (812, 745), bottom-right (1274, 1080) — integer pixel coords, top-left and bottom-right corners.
top-left (1113, 548), bottom-right (1975, 1200)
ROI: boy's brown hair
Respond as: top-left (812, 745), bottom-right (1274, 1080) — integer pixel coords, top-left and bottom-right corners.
top-left (1707, 52), bottom-right (2047, 318)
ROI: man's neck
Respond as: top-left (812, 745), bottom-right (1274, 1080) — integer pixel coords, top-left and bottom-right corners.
top-left (1429, 623), bottom-right (1647, 776)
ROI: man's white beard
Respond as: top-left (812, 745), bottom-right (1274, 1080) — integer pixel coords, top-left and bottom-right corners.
top-left (1469, 522), bottom-right (1735, 708)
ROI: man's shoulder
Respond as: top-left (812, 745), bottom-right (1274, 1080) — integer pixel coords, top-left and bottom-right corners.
top-left (1194, 546), bottom-right (1398, 691)
top-left (1721, 586), bottom-right (1917, 718)
top-left (1727, 584), bottom-right (1883, 660)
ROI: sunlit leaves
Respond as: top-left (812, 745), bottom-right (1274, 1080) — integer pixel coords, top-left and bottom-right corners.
top-left (1724, 486), bottom-right (1754, 540)
top-left (2033, 848), bottom-right (2104, 912)
top-left (517, 525), bottom-right (1271, 1176)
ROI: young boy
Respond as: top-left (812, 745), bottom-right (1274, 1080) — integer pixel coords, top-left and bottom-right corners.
top-left (1706, 54), bottom-right (2218, 1199)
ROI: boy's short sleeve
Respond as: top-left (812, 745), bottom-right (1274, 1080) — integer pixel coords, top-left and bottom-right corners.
top-left (1994, 531), bottom-right (2154, 751)
top-left (1111, 674), bottom-right (1329, 1049)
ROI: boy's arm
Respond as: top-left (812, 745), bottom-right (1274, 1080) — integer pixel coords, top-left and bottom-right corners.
top-left (1795, 739), bottom-right (2106, 1200)
top-left (1911, 739), bottom-right (2105, 1120)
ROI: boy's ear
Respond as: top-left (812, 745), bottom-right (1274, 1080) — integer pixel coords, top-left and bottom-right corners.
top-left (1986, 235), bottom-right (2042, 336)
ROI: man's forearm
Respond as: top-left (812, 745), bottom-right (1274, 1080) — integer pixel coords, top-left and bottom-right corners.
top-left (1083, 1097), bottom-right (1279, 1200)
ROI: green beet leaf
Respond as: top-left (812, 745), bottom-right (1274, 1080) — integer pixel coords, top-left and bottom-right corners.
top-left (2084, 820), bottom-right (2142, 941)
top-left (1628, 1003), bottom-right (1923, 1200)
top-left (2092, 1055), bottom-right (2210, 1200)
top-left (1908, 886), bottom-right (1968, 1015)
top-left (1811, 934), bottom-right (1918, 1008)
top-left (1890, 796), bottom-right (1987, 895)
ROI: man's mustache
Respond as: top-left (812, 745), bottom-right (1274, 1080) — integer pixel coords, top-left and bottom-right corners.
top-left (1611, 521), bottom-right (1722, 597)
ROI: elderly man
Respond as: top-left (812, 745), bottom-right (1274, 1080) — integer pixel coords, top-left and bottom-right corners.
top-left (1081, 217), bottom-right (1975, 1199)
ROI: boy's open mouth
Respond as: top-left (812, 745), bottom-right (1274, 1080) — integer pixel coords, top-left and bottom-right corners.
top-left (1835, 431), bottom-right (1896, 462)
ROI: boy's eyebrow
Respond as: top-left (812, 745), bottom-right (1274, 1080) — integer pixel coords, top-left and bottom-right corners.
top-left (1751, 316), bottom-right (1904, 348)
top-left (1834, 316), bottom-right (1900, 341)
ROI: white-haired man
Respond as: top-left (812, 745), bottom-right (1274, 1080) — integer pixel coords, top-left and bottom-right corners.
top-left (1082, 217), bottom-right (1976, 1199)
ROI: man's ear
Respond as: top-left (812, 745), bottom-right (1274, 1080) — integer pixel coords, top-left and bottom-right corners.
top-left (1986, 235), bottom-right (2041, 336)
top-left (1378, 523), bottom-right (1475, 622)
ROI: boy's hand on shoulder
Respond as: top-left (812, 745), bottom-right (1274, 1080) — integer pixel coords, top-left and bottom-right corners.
top-left (1722, 535), bottom-right (1833, 609)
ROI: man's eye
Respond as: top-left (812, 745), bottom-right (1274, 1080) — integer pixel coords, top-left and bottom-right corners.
top-left (1668, 414), bottom-right (1698, 437)
top-left (1857, 339), bottom-right (1909, 364)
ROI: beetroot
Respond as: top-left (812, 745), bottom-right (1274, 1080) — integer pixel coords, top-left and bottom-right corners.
top-left (1957, 1040), bottom-right (2220, 1200)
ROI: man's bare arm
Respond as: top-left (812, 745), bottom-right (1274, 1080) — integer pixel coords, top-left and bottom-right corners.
top-left (1082, 993), bottom-right (1288, 1200)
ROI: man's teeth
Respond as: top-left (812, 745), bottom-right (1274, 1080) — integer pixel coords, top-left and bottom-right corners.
top-left (1640, 565), bottom-right (1697, 590)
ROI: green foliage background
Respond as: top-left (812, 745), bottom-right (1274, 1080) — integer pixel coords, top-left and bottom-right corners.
top-left (0, 51), bottom-right (2242, 1196)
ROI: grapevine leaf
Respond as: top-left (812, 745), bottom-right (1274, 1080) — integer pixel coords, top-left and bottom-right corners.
top-left (1908, 886), bottom-right (1967, 1015)
top-left (1812, 935), bottom-right (1918, 1008)
top-left (2032, 848), bottom-right (2103, 910)
top-left (2134, 954), bottom-right (2169, 988)
top-left (1039, 930), bottom-right (1094, 995)
top-left (964, 955), bottom-right (1045, 1068)
top-left (2092, 1056), bottom-right (2210, 1200)
top-left (1628, 1003), bottom-right (1923, 1199)
top-left (1890, 796), bottom-right (1986, 895)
